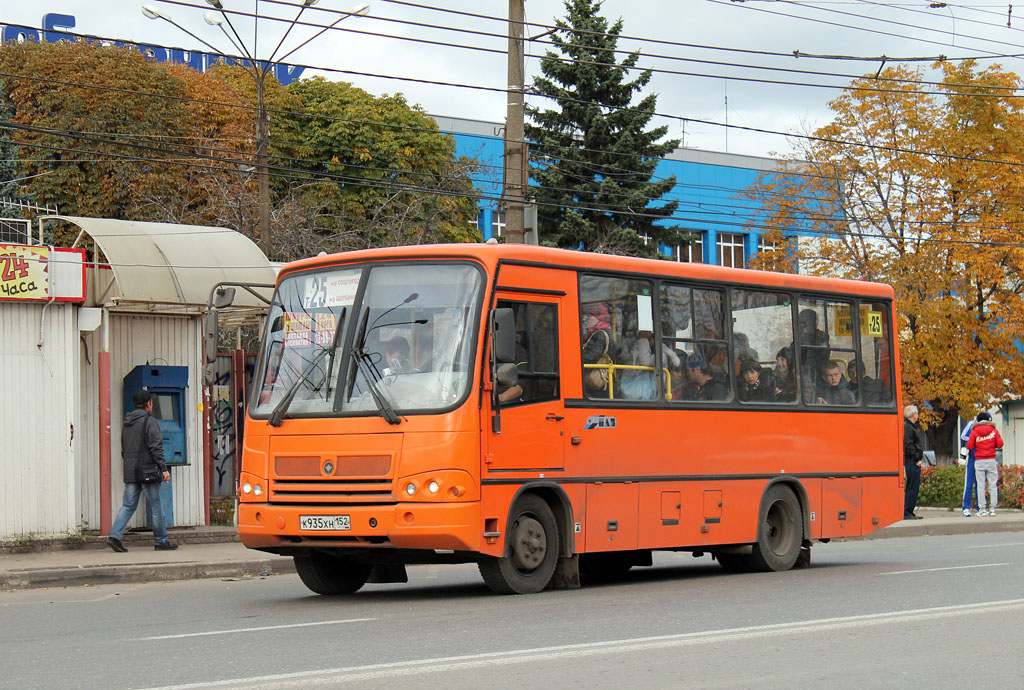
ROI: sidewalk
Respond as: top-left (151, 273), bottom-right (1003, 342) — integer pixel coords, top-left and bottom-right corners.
top-left (2, 508), bottom-right (1022, 591)
top-left (0, 527), bottom-right (294, 591)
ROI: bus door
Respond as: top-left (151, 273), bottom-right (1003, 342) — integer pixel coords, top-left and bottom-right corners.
top-left (485, 292), bottom-right (566, 472)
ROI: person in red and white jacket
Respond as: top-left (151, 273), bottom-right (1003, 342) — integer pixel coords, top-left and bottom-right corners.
top-left (965, 412), bottom-right (1003, 516)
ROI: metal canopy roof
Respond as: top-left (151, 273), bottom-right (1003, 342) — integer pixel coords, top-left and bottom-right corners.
top-left (49, 216), bottom-right (276, 308)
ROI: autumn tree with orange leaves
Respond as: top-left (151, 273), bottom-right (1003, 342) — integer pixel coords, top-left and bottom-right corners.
top-left (746, 61), bottom-right (1024, 459)
top-left (0, 40), bottom-right (480, 260)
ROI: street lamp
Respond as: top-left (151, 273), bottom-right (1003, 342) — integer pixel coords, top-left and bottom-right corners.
top-left (142, 1), bottom-right (370, 259)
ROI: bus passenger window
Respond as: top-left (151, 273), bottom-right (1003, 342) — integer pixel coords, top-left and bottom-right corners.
top-left (660, 284), bottom-right (730, 403)
top-left (579, 275), bottom-right (653, 400)
top-left (731, 289), bottom-right (797, 404)
top-left (496, 300), bottom-right (560, 405)
top-left (802, 298), bottom-right (858, 407)
top-left (857, 302), bottom-right (894, 407)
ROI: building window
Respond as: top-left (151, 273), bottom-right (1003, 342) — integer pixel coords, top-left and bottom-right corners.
top-left (718, 233), bottom-right (745, 268)
top-left (492, 211), bottom-right (506, 237)
top-left (676, 234), bottom-right (703, 263)
top-left (468, 215), bottom-right (479, 231)
top-left (757, 235), bottom-right (776, 253)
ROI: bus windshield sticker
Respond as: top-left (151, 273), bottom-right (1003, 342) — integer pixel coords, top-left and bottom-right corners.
top-left (584, 415), bottom-right (617, 429)
top-left (283, 312), bottom-right (313, 348)
top-left (303, 271), bottom-right (361, 309)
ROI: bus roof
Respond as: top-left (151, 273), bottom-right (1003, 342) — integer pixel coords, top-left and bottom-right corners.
top-left (281, 244), bottom-right (894, 300)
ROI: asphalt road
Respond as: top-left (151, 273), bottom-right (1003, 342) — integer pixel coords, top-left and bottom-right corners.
top-left (3, 533), bottom-right (1023, 690)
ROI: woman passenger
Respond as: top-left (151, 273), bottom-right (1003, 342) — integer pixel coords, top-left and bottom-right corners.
top-left (772, 347), bottom-right (796, 402)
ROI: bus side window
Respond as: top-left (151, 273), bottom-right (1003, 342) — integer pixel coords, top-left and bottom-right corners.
top-left (496, 300), bottom-right (560, 405)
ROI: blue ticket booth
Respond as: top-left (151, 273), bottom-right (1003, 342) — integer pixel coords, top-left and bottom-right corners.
top-left (123, 365), bottom-right (189, 527)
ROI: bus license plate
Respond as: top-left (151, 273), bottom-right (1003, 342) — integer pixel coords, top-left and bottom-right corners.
top-left (300, 515), bottom-right (351, 531)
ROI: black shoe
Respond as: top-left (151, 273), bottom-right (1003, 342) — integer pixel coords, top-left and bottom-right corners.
top-left (154, 542), bottom-right (178, 551)
top-left (106, 537), bottom-right (128, 553)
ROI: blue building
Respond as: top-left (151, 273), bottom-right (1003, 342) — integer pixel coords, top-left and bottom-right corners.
top-left (434, 115), bottom-right (807, 267)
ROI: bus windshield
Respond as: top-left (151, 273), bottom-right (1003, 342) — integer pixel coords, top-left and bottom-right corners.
top-left (251, 262), bottom-right (483, 420)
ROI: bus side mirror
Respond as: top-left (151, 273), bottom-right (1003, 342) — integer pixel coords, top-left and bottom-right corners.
top-left (213, 287), bottom-right (236, 309)
top-left (204, 311), bottom-right (219, 365)
top-left (202, 362), bottom-right (217, 386)
top-left (491, 308), bottom-right (515, 364)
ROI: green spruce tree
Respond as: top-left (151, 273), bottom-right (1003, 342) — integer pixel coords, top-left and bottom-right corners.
top-left (526, 0), bottom-right (682, 256)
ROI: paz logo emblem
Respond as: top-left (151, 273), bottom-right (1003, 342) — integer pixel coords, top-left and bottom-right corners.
top-left (323, 461), bottom-right (335, 476)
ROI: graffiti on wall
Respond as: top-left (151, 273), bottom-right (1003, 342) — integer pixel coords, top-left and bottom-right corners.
top-left (210, 357), bottom-right (234, 496)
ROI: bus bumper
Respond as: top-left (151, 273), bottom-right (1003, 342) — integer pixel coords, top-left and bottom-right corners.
top-left (237, 502), bottom-right (481, 552)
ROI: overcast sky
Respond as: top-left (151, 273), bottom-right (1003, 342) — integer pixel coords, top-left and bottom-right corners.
top-left (2, 1), bottom-right (1023, 159)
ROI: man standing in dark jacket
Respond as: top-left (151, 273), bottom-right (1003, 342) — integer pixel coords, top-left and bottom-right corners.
top-left (106, 390), bottom-right (178, 551)
top-left (903, 405), bottom-right (924, 520)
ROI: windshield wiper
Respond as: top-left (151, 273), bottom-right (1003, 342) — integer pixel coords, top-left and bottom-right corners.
top-left (267, 308), bottom-right (347, 427)
top-left (350, 306), bottom-right (400, 425)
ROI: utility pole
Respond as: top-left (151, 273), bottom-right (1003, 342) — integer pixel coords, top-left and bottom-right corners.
top-left (503, 0), bottom-right (525, 244)
top-left (255, 75), bottom-right (271, 259)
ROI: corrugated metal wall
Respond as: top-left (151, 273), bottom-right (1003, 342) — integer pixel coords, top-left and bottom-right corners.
top-left (0, 303), bottom-right (79, 537)
top-left (77, 313), bottom-right (206, 531)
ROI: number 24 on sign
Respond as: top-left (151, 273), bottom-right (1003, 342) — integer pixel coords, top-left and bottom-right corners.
top-left (0, 253), bottom-right (31, 281)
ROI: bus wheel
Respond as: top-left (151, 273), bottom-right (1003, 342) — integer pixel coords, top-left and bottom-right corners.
top-left (479, 495), bottom-right (559, 594)
top-left (748, 484), bottom-right (802, 572)
top-left (294, 553), bottom-right (372, 595)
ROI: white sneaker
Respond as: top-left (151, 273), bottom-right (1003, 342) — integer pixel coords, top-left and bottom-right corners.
top-left (963, 509), bottom-right (971, 517)
top-left (989, 510), bottom-right (996, 516)
top-left (978, 510), bottom-right (989, 517)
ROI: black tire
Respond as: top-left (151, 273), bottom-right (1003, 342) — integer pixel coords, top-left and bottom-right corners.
top-left (479, 494), bottom-right (559, 594)
top-left (747, 484), bottom-right (803, 572)
top-left (714, 552), bottom-right (752, 573)
top-left (294, 552), bottom-right (372, 595)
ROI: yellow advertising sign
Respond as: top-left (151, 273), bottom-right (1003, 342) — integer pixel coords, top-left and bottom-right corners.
top-left (834, 304), bottom-right (884, 337)
top-left (0, 244), bottom-right (48, 301)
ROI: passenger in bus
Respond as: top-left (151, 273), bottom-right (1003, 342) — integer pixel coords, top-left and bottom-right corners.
top-left (670, 356), bottom-right (689, 400)
top-left (622, 330), bottom-right (680, 400)
top-left (495, 363), bottom-right (523, 404)
top-left (732, 332), bottom-right (759, 375)
top-left (681, 359), bottom-right (730, 401)
top-left (384, 336), bottom-right (413, 374)
top-left (581, 302), bottom-right (616, 397)
top-left (771, 347), bottom-right (797, 402)
top-left (847, 358), bottom-right (890, 404)
top-left (737, 359), bottom-right (774, 402)
top-left (705, 343), bottom-right (731, 377)
top-left (792, 309), bottom-right (830, 401)
top-left (815, 361), bottom-right (855, 405)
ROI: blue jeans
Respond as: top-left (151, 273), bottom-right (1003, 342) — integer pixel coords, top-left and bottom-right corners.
top-left (962, 451), bottom-right (977, 510)
top-left (110, 482), bottom-right (169, 545)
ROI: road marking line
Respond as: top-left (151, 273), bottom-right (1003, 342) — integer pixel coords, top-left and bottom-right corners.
top-left (968, 542), bottom-right (1024, 549)
top-left (138, 598), bottom-right (1024, 689)
top-left (879, 563), bottom-right (1008, 575)
top-left (141, 618), bottom-right (377, 640)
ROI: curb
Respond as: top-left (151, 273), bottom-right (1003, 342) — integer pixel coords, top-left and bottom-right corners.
top-left (1, 557), bottom-right (296, 591)
top-left (854, 518), bottom-right (1024, 540)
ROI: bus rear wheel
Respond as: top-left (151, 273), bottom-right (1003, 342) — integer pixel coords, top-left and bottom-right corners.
top-left (479, 495), bottom-right (559, 594)
top-left (748, 484), bottom-right (802, 572)
top-left (294, 552), bottom-right (372, 595)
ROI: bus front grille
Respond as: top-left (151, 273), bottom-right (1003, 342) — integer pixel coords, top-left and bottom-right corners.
top-left (269, 478), bottom-right (394, 503)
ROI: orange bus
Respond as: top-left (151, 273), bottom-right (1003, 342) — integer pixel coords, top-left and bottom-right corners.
top-left (235, 243), bottom-right (904, 595)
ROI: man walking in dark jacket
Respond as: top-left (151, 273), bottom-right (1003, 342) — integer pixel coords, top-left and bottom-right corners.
top-left (106, 390), bottom-right (178, 551)
top-left (903, 405), bottom-right (925, 520)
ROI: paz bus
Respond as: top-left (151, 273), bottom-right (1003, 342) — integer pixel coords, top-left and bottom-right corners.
top-left (232, 243), bottom-right (903, 595)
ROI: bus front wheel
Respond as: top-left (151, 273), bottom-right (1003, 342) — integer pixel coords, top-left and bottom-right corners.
top-left (748, 484), bottom-right (802, 572)
top-left (294, 552), bottom-right (372, 595)
top-left (479, 495), bottom-right (560, 594)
